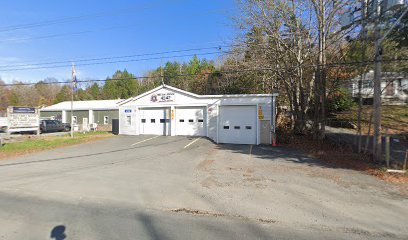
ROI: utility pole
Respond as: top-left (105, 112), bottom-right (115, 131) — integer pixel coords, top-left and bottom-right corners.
top-left (160, 58), bottom-right (164, 86)
top-left (357, 0), bottom-right (368, 153)
top-left (372, 0), bottom-right (382, 162)
top-left (70, 63), bottom-right (76, 138)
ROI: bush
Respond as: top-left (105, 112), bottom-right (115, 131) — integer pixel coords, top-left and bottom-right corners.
top-left (327, 88), bottom-right (354, 112)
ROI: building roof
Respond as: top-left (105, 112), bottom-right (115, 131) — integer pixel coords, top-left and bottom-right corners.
top-left (40, 99), bottom-right (124, 111)
top-left (119, 84), bottom-right (278, 106)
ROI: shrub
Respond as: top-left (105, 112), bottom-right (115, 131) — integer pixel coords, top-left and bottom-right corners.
top-left (327, 88), bottom-right (354, 113)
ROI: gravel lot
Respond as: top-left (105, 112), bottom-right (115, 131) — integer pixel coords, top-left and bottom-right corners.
top-left (0, 135), bottom-right (406, 239)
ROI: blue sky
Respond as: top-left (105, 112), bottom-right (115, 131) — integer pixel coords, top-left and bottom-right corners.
top-left (0, 0), bottom-right (238, 84)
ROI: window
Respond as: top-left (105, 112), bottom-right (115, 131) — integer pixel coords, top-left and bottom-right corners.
top-left (245, 126), bottom-right (252, 130)
top-left (223, 126), bottom-right (229, 129)
top-left (126, 116), bottom-right (132, 126)
top-left (103, 116), bottom-right (109, 125)
top-left (188, 119), bottom-right (194, 123)
top-left (179, 119), bottom-right (185, 122)
top-left (234, 126), bottom-right (240, 129)
top-left (362, 80), bottom-right (373, 88)
top-left (160, 119), bottom-right (165, 123)
top-left (198, 119), bottom-right (204, 122)
top-left (72, 116), bottom-right (77, 125)
top-left (151, 119), bottom-right (155, 123)
top-left (141, 119), bottom-right (146, 123)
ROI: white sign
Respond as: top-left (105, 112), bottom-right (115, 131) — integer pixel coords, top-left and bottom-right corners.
top-left (7, 107), bottom-right (39, 129)
top-left (0, 117), bottom-right (8, 128)
top-left (150, 92), bottom-right (175, 103)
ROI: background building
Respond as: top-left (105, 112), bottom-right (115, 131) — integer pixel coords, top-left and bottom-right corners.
top-left (349, 71), bottom-right (408, 105)
top-left (40, 99), bottom-right (123, 131)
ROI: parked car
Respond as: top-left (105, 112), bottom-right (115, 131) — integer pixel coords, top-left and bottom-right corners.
top-left (40, 120), bottom-right (71, 133)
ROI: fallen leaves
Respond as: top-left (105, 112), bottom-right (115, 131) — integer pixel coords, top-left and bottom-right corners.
top-left (282, 134), bottom-right (408, 184)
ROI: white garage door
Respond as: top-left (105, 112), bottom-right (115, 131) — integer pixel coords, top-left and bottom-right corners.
top-left (175, 107), bottom-right (206, 136)
top-left (219, 106), bottom-right (257, 144)
top-left (139, 108), bottom-right (170, 135)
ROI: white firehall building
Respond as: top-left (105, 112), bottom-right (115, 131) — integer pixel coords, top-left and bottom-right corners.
top-left (119, 84), bottom-right (278, 145)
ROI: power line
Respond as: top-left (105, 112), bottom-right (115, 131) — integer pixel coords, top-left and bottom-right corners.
top-left (0, 24), bottom-right (141, 43)
top-left (0, 45), bottom-right (235, 69)
top-left (0, 50), bottom-right (233, 72)
top-left (2, 39), bottom-right (401, 72)
top-left (0, 1), bottom-right (167, 33)
top-left (2, 58), bottom-right (408, 87)
top-left (0, 68), bottom-right (264, 87)
top-left (0, 26), bottom-right (391, 72)
top-left (0, 8), bottom-right (228, 44)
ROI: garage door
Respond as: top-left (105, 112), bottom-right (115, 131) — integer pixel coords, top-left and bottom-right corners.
top-left (139, 108), bottom-right (170, 135)
top-left (219, 106), bottom-right (257, 144)
top-left (175, 107), bottom-right (206, 136)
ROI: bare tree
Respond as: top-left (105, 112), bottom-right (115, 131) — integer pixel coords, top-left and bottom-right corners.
top-left (236, 0), bottom-right (317, 133)
top-left (0, 79), bottom-right (11, 116)
top-left (310, 0), bottom-right (352, 140)
top-left (235, 0), bottom-right (351, 135)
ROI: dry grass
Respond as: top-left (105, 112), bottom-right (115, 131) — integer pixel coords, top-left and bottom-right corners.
top-left (0, 132), bottom-right (113, 160)
top-left (282, 133), bottom-right (408, 184)
top-left (334, 105), bottom-right (408, 135)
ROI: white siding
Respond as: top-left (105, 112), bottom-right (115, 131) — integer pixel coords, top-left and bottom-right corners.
top-left (207, 103), bottom-right (218, 142)
top-left (119, 86), bottom-right (277, 145)
top-left (119, 107), bottom-right (137, 135)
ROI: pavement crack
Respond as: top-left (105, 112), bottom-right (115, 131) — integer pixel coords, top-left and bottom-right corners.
top-left (169, 208), bottom-right (278, 224)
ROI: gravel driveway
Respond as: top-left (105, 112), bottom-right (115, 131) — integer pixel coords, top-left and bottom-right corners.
top-left (0, 135), bottom-right (406, 239)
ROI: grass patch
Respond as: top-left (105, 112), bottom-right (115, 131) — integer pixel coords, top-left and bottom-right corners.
top-left (0, 131), bottom-right (113, 160)
top-left (334, 105), bottom-right (408, 135)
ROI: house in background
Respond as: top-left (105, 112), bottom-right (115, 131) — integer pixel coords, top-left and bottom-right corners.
top-left (40, 99), bottom-right (124, 131)
top-left (349, 71), bottom-right (408, 105)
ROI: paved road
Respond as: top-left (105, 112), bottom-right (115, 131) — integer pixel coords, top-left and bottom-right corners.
top-left (0, 136), bottom-right (407, 239)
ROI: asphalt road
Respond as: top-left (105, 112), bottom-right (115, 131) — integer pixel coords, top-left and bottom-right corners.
top-left (0, 135), bottom-right (407, 240)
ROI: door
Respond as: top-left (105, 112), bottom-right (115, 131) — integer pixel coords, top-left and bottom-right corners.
top-left (139, 108), bottom-right (170, 135)
top-left (219, 106), bottom-right (257, 145)
top-left (386, 80), bottom-right (395, 96)
top-left (175, 107), bottom-right (206, 136)
top-left (82, 118), bottom-right (88, 131)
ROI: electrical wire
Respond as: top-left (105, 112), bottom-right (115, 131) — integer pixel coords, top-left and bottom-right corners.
top-left (0, 45), bottom-right (235, 69)
top-left (1, 58), bottom-right (408, 87)
top-left (0, 50), bottom-right (232, 72)
top-left (0, 1), bottom-right (169, 33)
